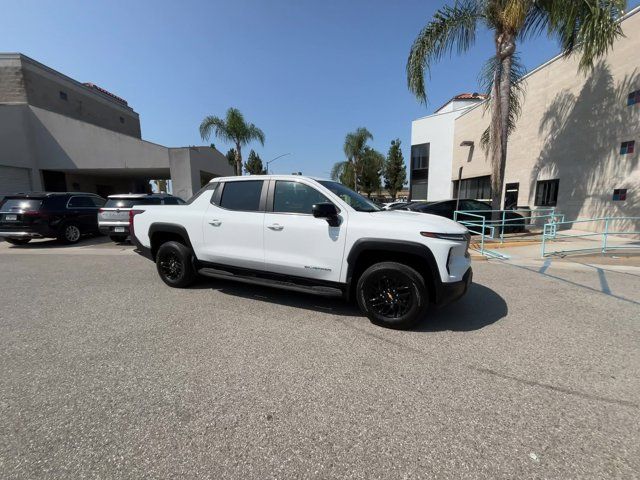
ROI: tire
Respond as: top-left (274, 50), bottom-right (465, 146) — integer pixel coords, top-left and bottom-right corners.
top-left (58, 223), bottom-right (82, 244)
top-left (356, 262), bottom-right (429, 329)
top-left (156, 241), bottom-right (197, 288)
top-left (109, 235), bottom-right (128, 243)
top-left (4, 237), bottom-right (31, 245)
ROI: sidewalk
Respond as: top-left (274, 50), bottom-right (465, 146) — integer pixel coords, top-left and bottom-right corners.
top-left (470, 229), bottom-right (640, 273)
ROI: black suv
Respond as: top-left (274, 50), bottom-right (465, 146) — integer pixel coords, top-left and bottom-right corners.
top-left (0, 192), bottom-right (106, 245)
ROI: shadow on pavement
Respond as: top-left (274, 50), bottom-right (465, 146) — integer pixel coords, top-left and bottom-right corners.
top-left (196, 277), bottom-right (507, 332)
top-left (194, 278), bottom-right (361, 317)
top-left (417, 283), bottom-right (507, 332)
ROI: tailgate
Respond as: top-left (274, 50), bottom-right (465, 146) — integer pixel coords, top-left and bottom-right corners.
top-left (98, 208), bottom-right (130, 223)
top-left (0, 199), bottom-right (44, 230)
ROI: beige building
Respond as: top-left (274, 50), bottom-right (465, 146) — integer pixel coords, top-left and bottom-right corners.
top-left (448, 6), bottom-right (640, 232)
top-left (0, 54), bottom-right (233, 199)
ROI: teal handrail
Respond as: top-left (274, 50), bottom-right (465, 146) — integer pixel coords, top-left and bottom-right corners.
top-left (541, 216), bottom-right (640, 257)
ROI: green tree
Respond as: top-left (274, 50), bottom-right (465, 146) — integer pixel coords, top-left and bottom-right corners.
top-left (343, 127), bottom-right (373, 191)
top-left (407, 0), bottom-right (625, 210)
top-left (225, 148), bottom-right (237, 168)
top-left (330, 161), bottom-right (355, 187)
top-left (359, 147), bottom-right (384, 198)
top-left (245, 150), bottom-right (266, 175)
top-left (383, 139), bottom-right (407, 200)
top-left (200, 108), bottom-right (265, 176)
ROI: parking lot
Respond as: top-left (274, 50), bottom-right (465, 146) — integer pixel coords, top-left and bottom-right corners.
top-left (1, 238), bottom-right (639, 479)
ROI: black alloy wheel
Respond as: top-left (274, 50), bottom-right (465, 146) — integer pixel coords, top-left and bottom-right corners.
top-left (158, 250), bottom-right (183, 281)
top-left (356, 261), bottom-right (428, 329)
top-left (155, 241), bottom-right (197, 288)
top-left (363, 273), bottom-right (413, 319)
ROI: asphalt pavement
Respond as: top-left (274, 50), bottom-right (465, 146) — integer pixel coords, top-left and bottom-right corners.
top-left (0, 238), bottom-right (638, 479)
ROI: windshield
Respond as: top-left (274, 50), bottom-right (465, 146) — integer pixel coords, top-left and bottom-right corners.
top-left (318, 181), bottom-right (381, 212)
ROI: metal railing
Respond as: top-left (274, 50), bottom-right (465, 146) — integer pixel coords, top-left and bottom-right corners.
top-left (541, 216), bottom-right (640, 257)
top-left (453, 207), bottom-right (564, 257)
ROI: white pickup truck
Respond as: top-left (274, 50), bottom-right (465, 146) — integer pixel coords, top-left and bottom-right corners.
top-left (131, 175), bottom-right (472, 329)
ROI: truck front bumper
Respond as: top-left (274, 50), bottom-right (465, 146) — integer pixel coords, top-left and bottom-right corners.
top-left (437, 267), bottom-right (472, 307)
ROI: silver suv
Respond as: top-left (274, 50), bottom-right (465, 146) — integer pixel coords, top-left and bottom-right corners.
top-left (98, 193), bottom-right (184, 242)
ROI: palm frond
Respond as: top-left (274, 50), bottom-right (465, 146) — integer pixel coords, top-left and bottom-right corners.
top-left (343, 127), bottom-right (373, 159)
top-left (330, 161), bottom-right (348, 181)
top-left (407, 0), bottom-right (482, 103)
top-left (245, 124), bottom-right (266, 146)
top-left (523, 0), bottom-right (625, 71)
top-left (200, 108), bottom-right (265, 148)
top-left (200, 116), bottom-right (230, 142)
top-left (479, 53), bottom-right (527, 152)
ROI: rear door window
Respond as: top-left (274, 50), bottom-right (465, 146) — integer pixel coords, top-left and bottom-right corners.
top-left (219, 181), bottom-right (264, 211)
top-left (91, 197), bottom-right (106, 207)
top-left (0, 199), bottom-right (43, 212)
top-left (67, 196), bottom-right (97, 208)
top-left (423, 202), bottom-right (452, 217)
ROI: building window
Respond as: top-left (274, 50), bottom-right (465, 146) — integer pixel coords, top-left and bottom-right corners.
top-left (453, 175), bottom-right (491, 200)
top-left (627, 90), bottom-right (640, 106)
top-left (534, 179), bottom-right (559, 207)
top-left (119, 116), bottom-right (125, 124)
top-left (612, 189), bottom-right (627, 201)
top-left (411, 143), bottom-right (429, 170)
top-left (620, 141), bottom-right (635, 155)
top-left (59, 91), bottom-right (68, 101)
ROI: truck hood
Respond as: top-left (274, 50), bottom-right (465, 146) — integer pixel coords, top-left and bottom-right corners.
top-left (360, 209), bottom-right (468, 234)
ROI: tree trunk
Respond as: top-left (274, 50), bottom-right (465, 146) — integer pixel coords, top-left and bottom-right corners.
top-left (490, 32), bottom-right (515, 217)
top-left (235, 143), bottom-right (242, 176)
top-left (352, 159), bottom-right (358, 192)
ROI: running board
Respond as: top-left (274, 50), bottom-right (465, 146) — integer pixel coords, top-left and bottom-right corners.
top-left (198, 267), bottom-right (345, 298)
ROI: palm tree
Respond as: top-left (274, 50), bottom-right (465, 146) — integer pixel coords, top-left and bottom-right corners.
top-left (330, 160), bottom-right (355, 187)
top-left (407, 0), bottom-right (625, 211)
top-left (200, 108), bottom-right (265, 176)
top-left (343, 127), bottom-right (373, 191)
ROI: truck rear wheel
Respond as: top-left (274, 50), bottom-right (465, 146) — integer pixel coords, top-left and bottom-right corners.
top-left (156, 241), bottom-right (197, 288)
top-left (356, 262), bottom-right (428, 329)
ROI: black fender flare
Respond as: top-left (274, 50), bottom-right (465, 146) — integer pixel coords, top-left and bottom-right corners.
top-left (148, 223), bottom-right (194, 258)
top-left (345, 238), bottom-right (443, 300)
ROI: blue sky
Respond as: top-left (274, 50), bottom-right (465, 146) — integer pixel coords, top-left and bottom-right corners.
top-left (3, 0), bottom-right (638, 177)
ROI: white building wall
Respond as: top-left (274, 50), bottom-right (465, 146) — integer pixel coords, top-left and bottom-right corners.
top-left (411, 102), bottom-right (480, 201)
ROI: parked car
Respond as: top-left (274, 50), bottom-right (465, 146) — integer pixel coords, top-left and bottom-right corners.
top-left (382, 201), bottom-right (407, 210)
top-left (387, 201), bottom-right (424, 210)
top-left (130, 175), bottom-right (472, 329)
top-left (0, 192), bottom-right (105, 245)
top-left (98, 193), bottom-right (185, 242)
top-left (405, 199), bottom-right (526, 233)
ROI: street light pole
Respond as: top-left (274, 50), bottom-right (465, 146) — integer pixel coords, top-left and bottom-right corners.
top-left (266, 153), bottom-right (291, 174)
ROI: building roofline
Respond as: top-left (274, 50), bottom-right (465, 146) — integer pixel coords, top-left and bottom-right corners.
top-left (0, 52), bottom-right (138, 115)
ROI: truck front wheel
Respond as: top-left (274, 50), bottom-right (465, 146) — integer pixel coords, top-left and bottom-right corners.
top-left (356, 262), bottom-right (428, 329)
top-left (156, 241), bottom-right (197, 288)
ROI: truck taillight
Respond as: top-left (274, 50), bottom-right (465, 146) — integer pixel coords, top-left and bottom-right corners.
top-left (129, 209), bottom-right (145, 236)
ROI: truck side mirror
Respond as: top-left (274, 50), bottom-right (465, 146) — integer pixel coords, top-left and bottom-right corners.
top-left (312, 203), bottom-right (340, 227)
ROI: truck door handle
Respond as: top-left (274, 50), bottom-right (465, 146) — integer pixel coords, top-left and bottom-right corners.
top-left (209, 219), bottom-right (222, 226)
top-left (267, 223), bottom-right (284, 231)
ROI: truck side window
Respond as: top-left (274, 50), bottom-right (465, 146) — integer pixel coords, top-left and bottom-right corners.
top-left (273, 181), bottom-right (330, 214)
top-left (219, 181), bottom-right (263, 212)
